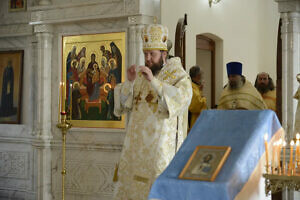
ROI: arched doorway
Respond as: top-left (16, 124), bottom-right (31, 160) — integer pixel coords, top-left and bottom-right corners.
top-left (196, 34), bottom-right (223, 108)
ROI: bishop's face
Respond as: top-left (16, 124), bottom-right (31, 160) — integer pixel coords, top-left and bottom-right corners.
top-left (144, 50), bottom-right (166, 75)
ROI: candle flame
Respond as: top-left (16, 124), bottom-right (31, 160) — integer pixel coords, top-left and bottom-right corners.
top-left (297, 133), bottom-right (300, 140)
top-left (291, 140), bottom-right (295, 146)
top-left (264, 133), bottom-right (268, 141)
top-left (297, 140), bottom-right (299, 146)
top-left (283, 141), bottom-right (287, 146)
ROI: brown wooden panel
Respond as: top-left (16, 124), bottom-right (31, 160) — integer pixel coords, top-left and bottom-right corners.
top-left (276, 19), bottom-right (282, 123)
top-left (196, 34), bottom-right (216, 108)
top-left (175, 14), bottom-right (187, 69)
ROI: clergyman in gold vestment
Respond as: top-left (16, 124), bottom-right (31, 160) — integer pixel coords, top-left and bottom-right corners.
top-left (113, 24), bottom-right (192, 200)
top-left (218, 62), bottom-right (267, 110)
top-left (254, 72), bottom-right (276, 111)
top-left (188, 65), bottom-right (207, 129)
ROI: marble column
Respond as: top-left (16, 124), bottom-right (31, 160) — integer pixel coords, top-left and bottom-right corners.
top-left (275, 1), bottom-right (300, 200)
top-left (128, 20), bottom-right (144, 66)
top-left (128, 15), bottom-right (155, 67)
top-left (33, 24), bottom-right (53, 200)
top-left (275, 0), bottom-right (300, 139)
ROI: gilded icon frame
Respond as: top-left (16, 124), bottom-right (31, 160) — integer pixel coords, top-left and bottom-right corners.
top-left (61, 32), bottom-right (126, 128)
top-left (179, 145), bottom-right (231, 181)
top-left (0, 50), bottom-right (24, 124)
top-left (9, 0), bottom-right (26, 12)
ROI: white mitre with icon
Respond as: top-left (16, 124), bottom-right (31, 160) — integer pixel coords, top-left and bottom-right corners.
top-left (141, 23), bottom-right (169, 51)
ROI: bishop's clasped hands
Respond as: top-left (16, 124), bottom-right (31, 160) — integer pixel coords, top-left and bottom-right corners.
top-left (127, 64), bottom-right (154, 82)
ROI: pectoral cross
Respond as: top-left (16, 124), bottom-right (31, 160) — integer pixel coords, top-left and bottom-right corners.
top-left (231, 100), bottom-right (237, 109)
top-left (134, 92), bottom-right (142, 105)
top-left (163, 70), bottom-right (177, 80)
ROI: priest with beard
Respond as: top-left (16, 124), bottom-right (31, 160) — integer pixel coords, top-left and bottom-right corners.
top-left (218, 62), bottom-right (267, 110)
top-left (113, 23), bottom-right (192, 200)
top-left (254, 72), bottom-right (276, 111)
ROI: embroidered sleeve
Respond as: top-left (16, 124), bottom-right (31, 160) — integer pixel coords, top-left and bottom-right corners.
top-left (114, 80), bottom-right (134, 117)
top-left (151, 76), bottom-right (193, 119)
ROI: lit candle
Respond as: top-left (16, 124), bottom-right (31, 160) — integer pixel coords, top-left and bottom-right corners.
top-left (283, 141), bottom-right (286, 175)
top-left (289, 140), bottom-right (295, 175)
top-left (297, 133), bottom-right (300, 168)
top-left (70, 83), bottom-right (73, 119)
top-left (60, 82), bottom-right (65, 113)
top-left (264, 134), bottom-right (269, 173)
top-left (272, 141), bottom-right (277, 173)
top-left (278, 139), bottom-right (282, 174)
top-left (296, 140), bottom-right (299, 169)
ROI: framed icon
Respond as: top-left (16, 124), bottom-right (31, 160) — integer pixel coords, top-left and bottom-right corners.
top-left (179, 146), bottom-right (231, 181)
top-left (9, 0), bottom-right (26, 12)
top-left (0, 50), bottom-right (23, 124)
top-left (61, 32), bottom-right (126, 128)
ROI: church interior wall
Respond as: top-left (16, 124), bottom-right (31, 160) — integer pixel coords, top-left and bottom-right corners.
top-left (49, 21), bottom-right (127, 200)
top-left (2, 0), bottom-right (298, 199)
top-left (161, 0), bottom-right (280, 103)
top-left (0, 0), bottom-right (155, 199)
top-left (0, 0), bottom-right (36, 196)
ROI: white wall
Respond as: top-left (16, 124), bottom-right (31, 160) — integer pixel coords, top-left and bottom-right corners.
top-left (161, 0), bottom-right (280, 97)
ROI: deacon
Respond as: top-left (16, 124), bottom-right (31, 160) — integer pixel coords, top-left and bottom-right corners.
top-left (218, 62), bottom-right (267, 110)
top-left (113, 24), bottom-right (192, 200)
top-left (254, 72), bottom-right (276, 111)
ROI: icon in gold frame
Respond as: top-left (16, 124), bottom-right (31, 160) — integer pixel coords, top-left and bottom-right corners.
top-left (179, 145), bottom-right (231, 181)
top-left (61, 32), bottom-right (126, 128)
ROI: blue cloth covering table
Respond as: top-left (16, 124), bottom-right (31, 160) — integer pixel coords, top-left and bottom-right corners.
top-left (148, 110), bottom-right (281, 200)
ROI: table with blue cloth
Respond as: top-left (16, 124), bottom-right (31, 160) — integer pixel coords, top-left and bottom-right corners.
top-left (148, 110), bottom-right (282, 200)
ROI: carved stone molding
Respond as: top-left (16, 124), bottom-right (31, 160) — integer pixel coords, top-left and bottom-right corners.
top-left (275, 0), bottom-right (300, 13)
top-left (34, 24), bottom-right (54, 33)
top-left (30, 1), bottom-right (125, 25)
top-left (0, 151), bottom-right (29, 179)
top-left (39, 0), bottom-right (52, 6)
top-left (0, 24), bottom-right (33, 38)
top-left (65, 162), bottom-right (115, 195)
top-left (125, 0), bottom-right (139, 15)
top-left (50, 141), bottom-right (122, 152)
top-left (128, 15), bottom-right (154, 25)
top-left (52, 158), bottom-right (116, 196)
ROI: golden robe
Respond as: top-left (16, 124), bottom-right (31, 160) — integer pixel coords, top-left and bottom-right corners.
top-left (188, 82), bottom-right (207, 129)
top-left (218, 80), bottom-right (267, 110)
top-left (261, 89), bottom-right (276, 111)
top-left (294, 86), bottom-right (300, 133)
top-left (113, 57), bottom-right (192, 200)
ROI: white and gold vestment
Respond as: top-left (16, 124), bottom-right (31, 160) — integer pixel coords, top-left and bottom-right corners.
top-left (113, 57), bottom-right (192, 200)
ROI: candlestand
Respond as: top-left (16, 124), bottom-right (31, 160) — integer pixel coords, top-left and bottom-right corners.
top-left (56, 112), bottom-right (72, 200)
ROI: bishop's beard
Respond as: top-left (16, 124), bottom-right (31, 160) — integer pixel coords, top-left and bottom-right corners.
top-left (145, 55), bottom-right (164, 76)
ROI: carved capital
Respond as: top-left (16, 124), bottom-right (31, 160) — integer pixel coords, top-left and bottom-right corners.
top-left (275, 0), bottom-right (300, 13)
top-left (128, 15), bottom-right (155, 25)
top-left (0, 24), bottom-right (33, 38)
top-left (34, 24), bottom-right (54, 34)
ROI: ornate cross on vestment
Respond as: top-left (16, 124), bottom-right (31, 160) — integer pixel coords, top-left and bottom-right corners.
top-left (163, 70), bottom-right (177, 80)
top-left (134, 92), bottom-right (142, 106)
